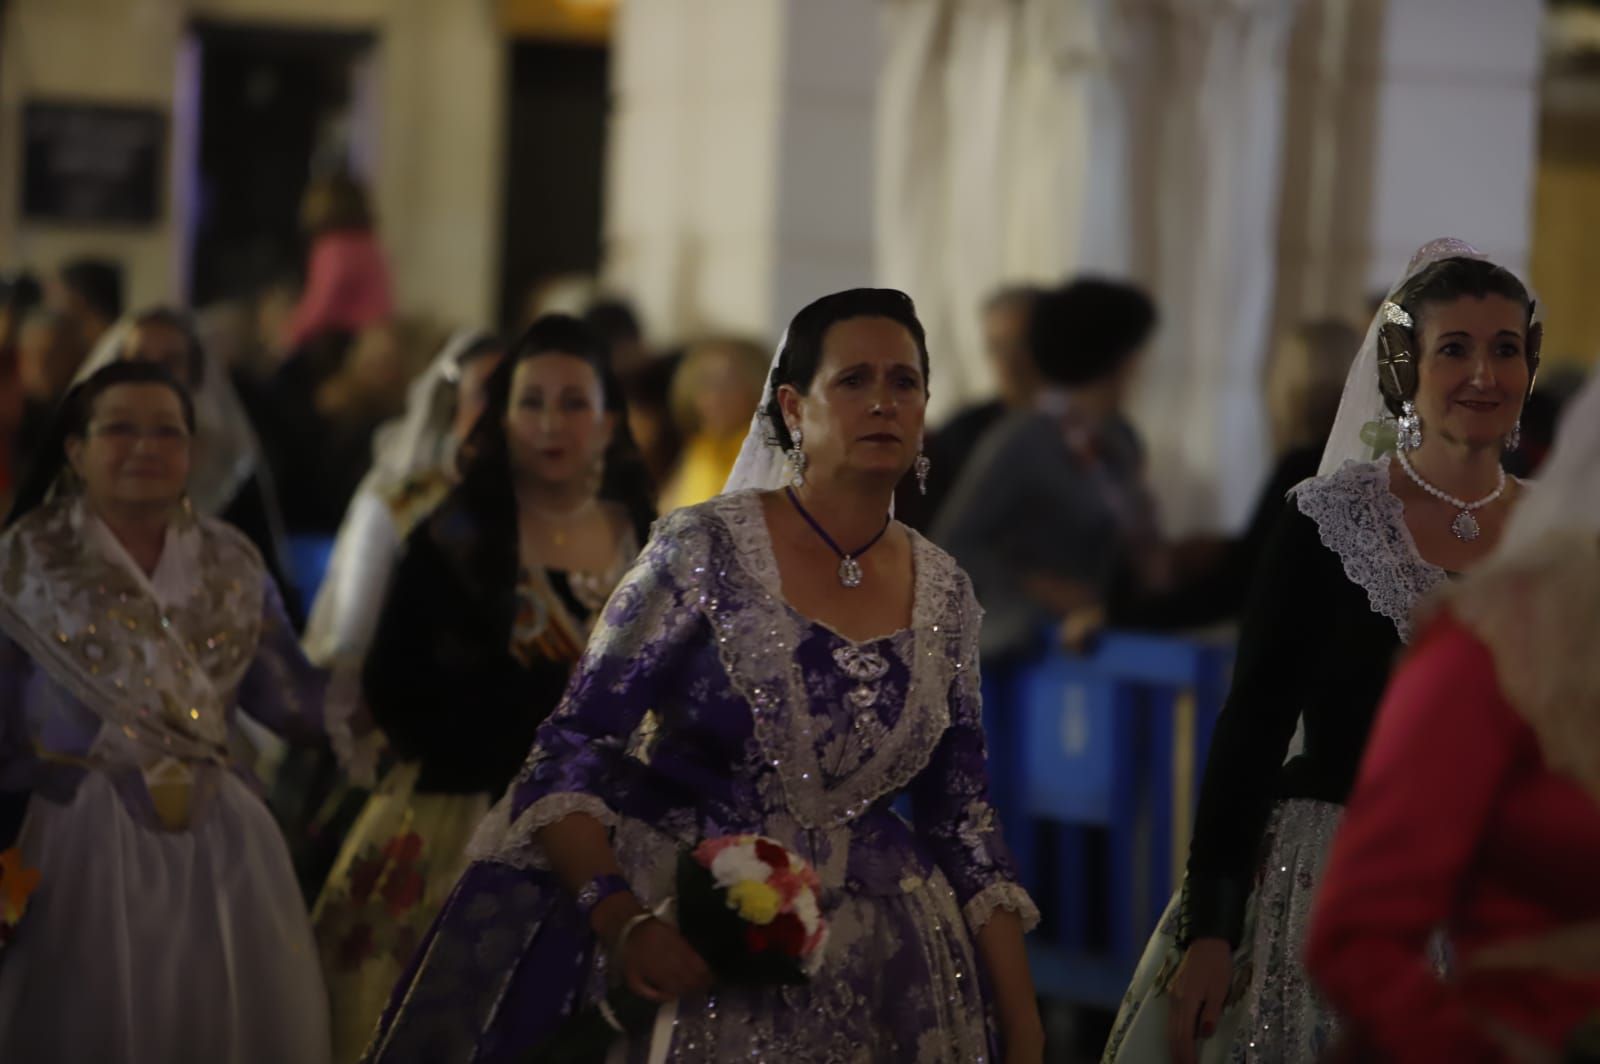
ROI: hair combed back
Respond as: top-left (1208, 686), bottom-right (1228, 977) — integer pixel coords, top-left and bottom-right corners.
top-left (1378, 256), bottom-right (1538, 415)
top-left (1393, 256), bottom-right (1532, 320)
top-left (65, 360), bottom-right (197, 438)
top-left (762, 288), bottom-right (930, 451)
top-left (4, 361), bottom-right (197, 527)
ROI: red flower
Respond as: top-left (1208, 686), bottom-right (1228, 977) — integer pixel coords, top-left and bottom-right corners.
top-left (382, 869), bottom-right (425, 919)
top-left (383, 832), bottom-right (424, 867)
top-left (768, 869), bottom-right (805, 901)
top-left (348, 857), bottom-right (384, 905)
top-left (754, 838), bottom-right (790, 871)
top-left (767, 912), bottom-right (806, 957)
top-left (745, 924), bottom-right (770, 953)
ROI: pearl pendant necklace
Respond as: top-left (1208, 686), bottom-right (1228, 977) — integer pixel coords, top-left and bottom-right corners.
top-left (1396, 451), bottom-right (1507, 542)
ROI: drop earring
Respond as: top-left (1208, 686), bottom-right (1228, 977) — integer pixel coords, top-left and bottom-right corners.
top-left (1505, 420), bottom-right (1521, 453)
top-left (914, 452), bottom-right (931, 495)
top-left (1397, 400), bottom-right (1423, 452)
top-left (786, 427), bottom-right (807, 489)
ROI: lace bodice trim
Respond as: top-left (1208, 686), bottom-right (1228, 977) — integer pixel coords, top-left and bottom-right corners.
top-left (702, 491), bottom-right (977, 830)
top-left (1292, 457), bottom-right (1447, 644)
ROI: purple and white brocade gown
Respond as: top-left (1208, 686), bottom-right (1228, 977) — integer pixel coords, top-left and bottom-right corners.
top-left (363, 491), bottom-right (1039, 1063)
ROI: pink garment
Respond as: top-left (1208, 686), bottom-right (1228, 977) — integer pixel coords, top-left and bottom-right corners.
top-left (286, 230), bottom-right (394, 350)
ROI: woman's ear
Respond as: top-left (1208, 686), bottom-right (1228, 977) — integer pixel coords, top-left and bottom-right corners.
top-left (64, 436), bottom-right (87, 482)
top-left (776, 384), bottom-right (804, 436)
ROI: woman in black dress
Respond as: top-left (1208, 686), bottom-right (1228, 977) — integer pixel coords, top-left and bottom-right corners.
top-left (1103, 239), bottom-right (1542, 1064)
top-left (311, 314), bottom-right (654, 1060)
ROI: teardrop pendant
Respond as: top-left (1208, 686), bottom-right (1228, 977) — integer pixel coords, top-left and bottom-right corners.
top-left (838, 556), bottom-right (863, 588)
top-left (1451, 511), bottom-right (1481, 542)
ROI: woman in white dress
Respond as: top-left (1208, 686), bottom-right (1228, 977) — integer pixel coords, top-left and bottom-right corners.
top-left (0, 361), bottom-right (333, 1063)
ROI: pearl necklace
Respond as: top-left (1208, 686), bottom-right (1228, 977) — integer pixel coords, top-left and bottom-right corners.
top-left (1396, 451), bottom-right (1507, 543)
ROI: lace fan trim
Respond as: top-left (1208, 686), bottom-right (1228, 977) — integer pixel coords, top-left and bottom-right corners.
top-left (962, 881), bottom-right (1041, 935)
top-left (467, 792), bottom-right (617, 870)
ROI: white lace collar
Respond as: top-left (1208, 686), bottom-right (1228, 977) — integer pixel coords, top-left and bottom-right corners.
top-left (1293, 455), bottom-right (1447, 643)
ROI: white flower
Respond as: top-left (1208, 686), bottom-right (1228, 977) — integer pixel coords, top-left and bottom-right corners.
top-left (710, 843), bottom-right (771, 889)
top-left (793, 887), bottom-right (820, 936)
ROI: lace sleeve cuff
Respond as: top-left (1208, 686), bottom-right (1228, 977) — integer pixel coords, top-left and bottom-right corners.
top-left (464, 792), bottom-right (617, 870)
top-left (963, 881), bottom-right (1041, 936)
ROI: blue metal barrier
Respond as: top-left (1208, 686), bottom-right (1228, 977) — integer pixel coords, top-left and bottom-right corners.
top-left (285, 534), bottom-right (337, 607)
top-left (985, 631), bottom-right (1234, 1008)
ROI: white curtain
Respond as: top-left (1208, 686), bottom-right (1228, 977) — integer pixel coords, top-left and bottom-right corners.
top-left (1112, 0), bottom-right (1301, 535)
top-left (876, 0), bottom-right (1299, 533)
top-left (876, 0), bottom-right (1103, 422)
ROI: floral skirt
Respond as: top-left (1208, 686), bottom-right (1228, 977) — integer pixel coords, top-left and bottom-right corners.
top-left (363, 814), bottom-right (998, 1064)
top-left (311, 762), bottom-right (490, 1063)
top-left (1100, 799), bottom-right (1343, 1064)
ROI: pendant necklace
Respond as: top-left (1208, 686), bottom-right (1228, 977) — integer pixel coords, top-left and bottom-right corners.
top-left (785, 488), bottom-right (891, 588)
top-left (1396, 451), bottom-right (1507, 543)
top-left (526, 497), bottom-right (597, 548)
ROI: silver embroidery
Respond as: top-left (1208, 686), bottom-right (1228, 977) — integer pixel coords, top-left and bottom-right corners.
top-left (704, 491), bottom-right (972, 831)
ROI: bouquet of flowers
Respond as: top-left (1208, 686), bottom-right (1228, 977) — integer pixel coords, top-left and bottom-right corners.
top-left (531, 834), bottom-right (827, 1062)
top-left (0, 847), bottom-right (41, 953)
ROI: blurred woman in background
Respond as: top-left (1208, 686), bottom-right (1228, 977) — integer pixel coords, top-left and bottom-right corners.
top-left (311, 315), bottom-right (651, 1061)
top-left (1115, 318), bottom-right (1360, 630)
top-left (9, 306), bottom-right (300, 619)
top-left (283, 173), bottom-right (393, 356)
top-left (658, 336), bottom-right (769, 512)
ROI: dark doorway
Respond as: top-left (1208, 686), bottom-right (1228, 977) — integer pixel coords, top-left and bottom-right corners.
top-left (499, 41), bottom-right (610, 330)
top-left (188, 21), bottom-right (375, 307)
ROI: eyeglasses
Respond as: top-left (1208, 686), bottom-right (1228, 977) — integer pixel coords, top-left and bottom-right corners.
top-left (87, 420), bottom-right (191, 446)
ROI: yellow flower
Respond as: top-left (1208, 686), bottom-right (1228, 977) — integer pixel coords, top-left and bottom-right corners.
top-left (0, 847), bottom-right (41, 925)
top-left (725, 880), bottom-right (780, 926)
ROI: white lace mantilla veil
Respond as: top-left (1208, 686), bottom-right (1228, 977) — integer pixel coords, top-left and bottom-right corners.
top-left (1317, 237), bottom-right (1541, 477)
top-left (77, 317), bottom-right (266, 516)
top-left (367, 327), bottom-right (492, 485)
top-left (721, 333), bottom-right (790, 495)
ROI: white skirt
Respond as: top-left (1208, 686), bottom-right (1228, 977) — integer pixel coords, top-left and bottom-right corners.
top-left (0, 770), bottom-right (332, 1064)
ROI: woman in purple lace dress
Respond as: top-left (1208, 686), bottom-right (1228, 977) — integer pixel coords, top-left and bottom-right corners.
top-left (364, 289), bottom-right (1043, 1063)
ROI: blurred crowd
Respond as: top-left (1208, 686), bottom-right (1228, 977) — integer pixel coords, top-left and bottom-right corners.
top-left (1, 173), bottom-right (1589, 657)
